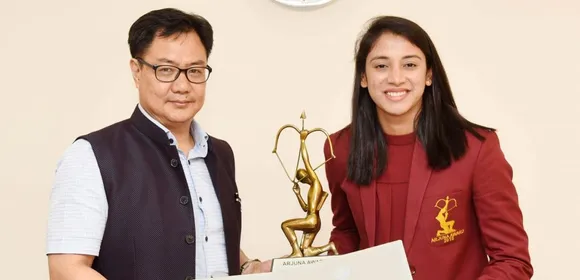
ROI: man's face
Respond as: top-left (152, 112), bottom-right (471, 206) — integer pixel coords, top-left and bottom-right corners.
top-left (130, 31), bottom-right (209, 128)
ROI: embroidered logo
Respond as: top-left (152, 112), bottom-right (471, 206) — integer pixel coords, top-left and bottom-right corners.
top-left (431, 195), bottom-right (464, 244)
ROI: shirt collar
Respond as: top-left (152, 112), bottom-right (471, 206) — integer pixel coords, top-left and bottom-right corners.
top-left (138, 103), bottom-right (209, 157)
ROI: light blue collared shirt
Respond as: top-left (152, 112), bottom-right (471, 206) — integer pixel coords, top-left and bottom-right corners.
top-left (46, 104), bottom-right (229, 278)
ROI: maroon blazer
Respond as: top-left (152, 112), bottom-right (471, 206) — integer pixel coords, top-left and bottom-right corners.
top-left (324, 126), bottom-right (533, 280)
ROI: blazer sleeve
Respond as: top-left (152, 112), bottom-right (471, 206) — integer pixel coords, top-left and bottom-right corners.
top-left (473, 131), bottom-right (534, 279)
top-left (324, 138), bottom-right (360, 254)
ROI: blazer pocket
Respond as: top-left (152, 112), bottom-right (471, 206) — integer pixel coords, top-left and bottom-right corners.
top-left (420, 189), bottom-right (469, 247)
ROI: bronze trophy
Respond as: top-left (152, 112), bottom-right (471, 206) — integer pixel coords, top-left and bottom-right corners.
top-left (270, 111), bottom-right (339, 271)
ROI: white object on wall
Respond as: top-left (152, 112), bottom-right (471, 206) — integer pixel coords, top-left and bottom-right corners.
top-left (272, 0), bottom-right (335, 8)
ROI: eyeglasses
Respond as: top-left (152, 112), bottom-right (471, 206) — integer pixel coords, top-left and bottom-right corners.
top-left (135, 57), bottom-right (212, 84)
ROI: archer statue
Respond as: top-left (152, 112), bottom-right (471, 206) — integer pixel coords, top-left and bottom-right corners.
top-left (272, 111), bottom-right (339, 258)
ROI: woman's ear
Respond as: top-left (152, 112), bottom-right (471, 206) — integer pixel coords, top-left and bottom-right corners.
top-left (426, 69), bottom-right (433, 86)
top-left (360, 73), bottom-right (368, 88)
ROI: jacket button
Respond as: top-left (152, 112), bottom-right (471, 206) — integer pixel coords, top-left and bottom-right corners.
top-left (185, 234), bottom-right (195, 244)
top-left (170, 159), bottom-right (178, 167)
top-left (410, 265), bottom-right (416, 275)
top-left (179, 196), bottom-right (189, 205)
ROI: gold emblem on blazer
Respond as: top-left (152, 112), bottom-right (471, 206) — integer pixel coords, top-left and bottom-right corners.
top-left (431, 195), bottom-right (465, 244)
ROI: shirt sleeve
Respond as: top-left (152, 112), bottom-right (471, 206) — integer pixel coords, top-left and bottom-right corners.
top-left (46, 139), bottom-right (108, 256)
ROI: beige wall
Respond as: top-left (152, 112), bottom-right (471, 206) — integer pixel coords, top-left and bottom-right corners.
top-left (0, 0), bottom-right (578, 278)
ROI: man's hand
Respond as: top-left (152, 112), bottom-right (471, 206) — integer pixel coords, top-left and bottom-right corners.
top-left (241, 259), bottom-right (273, 274)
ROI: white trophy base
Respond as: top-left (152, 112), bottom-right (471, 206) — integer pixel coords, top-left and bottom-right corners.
top-left (271, 254), bottom-right (335, 272)
top-left (198, 240), bottom-right (412, 279)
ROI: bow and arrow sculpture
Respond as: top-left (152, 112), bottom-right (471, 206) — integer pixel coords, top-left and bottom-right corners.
top-left (272, 111), bottom-right (339, 258)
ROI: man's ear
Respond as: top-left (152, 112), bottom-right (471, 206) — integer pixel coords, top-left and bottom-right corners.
top-left (360, 73), bottom-right (368, 88)
top-left (129, 58), bottom-right (141, 88)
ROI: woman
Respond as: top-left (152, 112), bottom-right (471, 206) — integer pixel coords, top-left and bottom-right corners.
top-left (323, 16), bottom-right (533, 280)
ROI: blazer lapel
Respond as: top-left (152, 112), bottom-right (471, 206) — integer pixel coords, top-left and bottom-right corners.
top-left (403, 140), bottom-right (432, 253)
top-left (359, 180), bottom-right (377, 247)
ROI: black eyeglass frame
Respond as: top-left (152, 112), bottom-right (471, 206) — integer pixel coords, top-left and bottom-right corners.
top-left (135, 57), bottom-right (213, 84)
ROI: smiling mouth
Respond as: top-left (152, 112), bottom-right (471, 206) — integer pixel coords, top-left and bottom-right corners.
top-left (169, 101), bottom-right (192, 107)
top-left (386, 91), bottom-right (407, 97)
top-left (384, 90), bottom-right (410, 101)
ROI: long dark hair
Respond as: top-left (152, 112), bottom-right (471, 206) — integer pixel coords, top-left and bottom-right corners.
top-left (348, 15), bottom-right (493, 186)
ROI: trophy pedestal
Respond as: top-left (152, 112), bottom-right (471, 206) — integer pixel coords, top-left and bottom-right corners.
top-left (199, 240), bottom-right (412, 279)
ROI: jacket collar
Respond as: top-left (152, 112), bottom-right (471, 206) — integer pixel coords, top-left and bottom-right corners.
top-left (129, 104), bottom-right (211, 155)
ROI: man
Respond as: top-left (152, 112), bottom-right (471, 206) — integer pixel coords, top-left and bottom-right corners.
top-left (46, 8), bottom-right (270, 280)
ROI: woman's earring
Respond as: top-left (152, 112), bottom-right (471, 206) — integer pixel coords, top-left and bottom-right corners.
top-left (426, 80), bottom-right (432, 86)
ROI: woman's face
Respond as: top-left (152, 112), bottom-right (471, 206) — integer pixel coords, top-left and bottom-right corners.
top-left (362, 32), bottom-right (432, 126)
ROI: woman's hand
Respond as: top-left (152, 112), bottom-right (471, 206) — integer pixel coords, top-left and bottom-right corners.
top-left (241, 259), bottom-right (273, 274)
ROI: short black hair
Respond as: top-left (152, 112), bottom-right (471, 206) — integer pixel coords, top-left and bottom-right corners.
top-left (128, 8), bottom-right (214, 58)
top-left (348, 15), bottom-right (494, 186)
